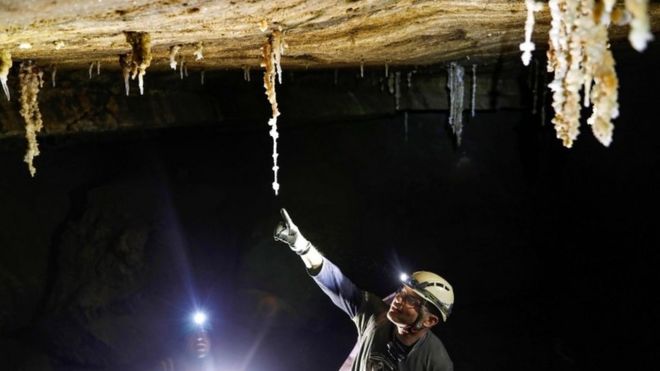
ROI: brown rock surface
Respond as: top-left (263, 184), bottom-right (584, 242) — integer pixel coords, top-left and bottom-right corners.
top-left (1, 0), bottom-right (659, 70)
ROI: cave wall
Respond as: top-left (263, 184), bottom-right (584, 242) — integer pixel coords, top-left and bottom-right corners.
top-left (0, 60), bottom-right (528, 139)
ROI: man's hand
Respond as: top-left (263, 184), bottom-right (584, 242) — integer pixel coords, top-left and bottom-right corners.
top-left (274, 208), bottom-right (310, 255)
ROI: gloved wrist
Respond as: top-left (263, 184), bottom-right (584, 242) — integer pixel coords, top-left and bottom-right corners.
top-left (292, 235), bottom-right (311, 255)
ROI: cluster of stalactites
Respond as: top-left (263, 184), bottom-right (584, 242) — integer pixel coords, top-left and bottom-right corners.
top-left (119, 31), bottom-right (153, 96)
top-left (1, 50), bottom-right (12, 101)
top-left (168, 43), bottom-right (205, 81)
top-left (547, 0), bottom-right (621, 148)
top-left (261, 29), bottom-right (286, 195)
top-left (88, 61), bottom-right (101, 79)
top-left (18, 61), bottom-right (44, 177)
top-left (447, 62), bottom-right (465, 146)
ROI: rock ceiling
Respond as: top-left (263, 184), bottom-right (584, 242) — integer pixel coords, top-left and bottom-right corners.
top-left (1, 0), bottom-right (659, 71)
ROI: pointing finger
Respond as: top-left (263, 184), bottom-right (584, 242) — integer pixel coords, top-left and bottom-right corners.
top-left (280, 208), bottom-right (294, 227)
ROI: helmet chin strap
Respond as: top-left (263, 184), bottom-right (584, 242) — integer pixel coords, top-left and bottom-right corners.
top-left (402, 310), bottom-right (426, 334)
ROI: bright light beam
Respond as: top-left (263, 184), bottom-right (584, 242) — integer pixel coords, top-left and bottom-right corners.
top-left (193, 311), bottom-right (207, 326)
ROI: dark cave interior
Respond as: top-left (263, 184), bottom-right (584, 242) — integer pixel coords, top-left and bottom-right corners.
top-left (1, 44), bottom-right (659, 371)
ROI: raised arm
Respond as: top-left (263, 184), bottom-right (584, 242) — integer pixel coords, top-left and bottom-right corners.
top-left (274, 208), bottom-right (362, 318)
top-left (273, 208), bottom-right (324, 270)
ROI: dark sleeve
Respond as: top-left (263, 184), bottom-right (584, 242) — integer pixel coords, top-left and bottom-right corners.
top-left (309, 258), bottom-right (364, 319)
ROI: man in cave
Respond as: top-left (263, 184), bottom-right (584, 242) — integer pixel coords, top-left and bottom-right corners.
top-left (274, 209), bottom-right (455, 371)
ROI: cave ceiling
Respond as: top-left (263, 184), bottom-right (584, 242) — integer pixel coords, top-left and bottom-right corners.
top-left (2, 0), bottom-right (659, 71)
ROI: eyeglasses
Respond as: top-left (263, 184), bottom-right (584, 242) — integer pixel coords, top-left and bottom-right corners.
top-left (394, 287), bottom-right (424, 308)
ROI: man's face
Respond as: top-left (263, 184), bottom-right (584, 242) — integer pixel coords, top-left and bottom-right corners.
top-left (387, 286), bottom-right (425, 326)
top-left (187, 330), bottom-right (211, 359)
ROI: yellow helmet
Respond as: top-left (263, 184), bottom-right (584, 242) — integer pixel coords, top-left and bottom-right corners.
top-left (402, 271), bottom-right (454, 322)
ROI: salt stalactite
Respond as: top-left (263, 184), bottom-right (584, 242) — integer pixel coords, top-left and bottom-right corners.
top-left (96, 61), bottom-right (101, 76)
top-left (261, 33), bottom-right (283, 195)
top-left (532, 59), bottom-right (539, 114)
top-left (520, 0), bottom-right (544, 66)
top-left (586, 51), bottom-right (618, 146)
top-left (394, 71), bottom-right (401, 111)
top-left (580, 0), bottom-right (600, 109)
top-left (179, 57), bottom-right (185, 80)
top-left (243, 66), bottom-right (251, 82)
top-left (193, 42), bottom-right (204, 61)
top-left (169, 45), bottom-right (181, 70)
top-left (19, 61), bottom-right (44, 177)
top-left (447, 62), bottom-right (465, 146)
top-left (360, 60), bottom-right (364, 78)
top-left (562, 0), bottom-right (583, 146)
top-left (626, 0), bottom-right (653, 52)
top-left (546, 0), bottom-right (620, 147)
top-left (119, 53), bottom-right (131, 96)
top-left (385, 63), bottom-right (389, 77)
top-left (0, 50), bottom-right (11, 101)
top-left (88, 62), bottom-right (93, 79)
top-left (407, 70), bottom-right (416, 89)
top-left (547, 0), bottom-right (581, 148)
top-left (51, 65), bottom-right (57, 88)
top-left (270, 29), bottom-right (286, 84)
top-left (471, 64), bottom-right (477, 117)
top-left (124, 31), bottom-right (153, 96)
top-left (404, 111), bottom-right (409, 143)
top-left (583, 0), bottom-right (618, 146)
top-left (184, 63), bottom-right (188, 77)
top-left (387, 74), bottom-right (395, 95)
top-left (201, 70), bottom-right (205, 85)
top-left (447, 64), bottom-right (455, 126)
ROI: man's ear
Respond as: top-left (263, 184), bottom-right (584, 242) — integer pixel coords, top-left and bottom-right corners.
top-left (424, 313), bottom-right (440, 328)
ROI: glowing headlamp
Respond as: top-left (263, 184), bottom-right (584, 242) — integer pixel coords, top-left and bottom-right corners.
top-left (192, 311), bottom-right (208, 327)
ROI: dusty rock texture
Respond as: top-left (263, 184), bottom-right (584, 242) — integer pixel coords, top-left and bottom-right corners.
top-left (1, 0), bottom-right (659, 70)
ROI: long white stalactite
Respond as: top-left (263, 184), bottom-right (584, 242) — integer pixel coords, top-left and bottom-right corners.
top-left (261, 29), bottom-right (285, 195)
top-left (520, 0), bottom-right (544, 66)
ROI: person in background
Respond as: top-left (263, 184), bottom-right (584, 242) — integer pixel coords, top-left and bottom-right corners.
top-left (159, 319), bottom-right (214, 371)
